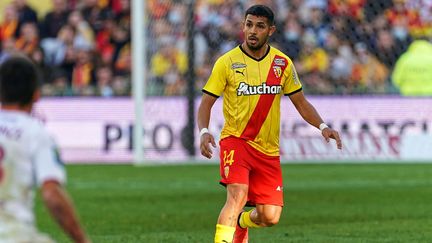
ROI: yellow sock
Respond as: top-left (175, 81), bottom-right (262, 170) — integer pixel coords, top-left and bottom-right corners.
top-left (239, 209), bottom-right (261, 228)
top-left (214, 224), bottom-right (235, 243)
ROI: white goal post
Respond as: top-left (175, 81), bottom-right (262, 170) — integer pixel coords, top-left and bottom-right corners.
top-left (132, 0), bottom-right (146, 164)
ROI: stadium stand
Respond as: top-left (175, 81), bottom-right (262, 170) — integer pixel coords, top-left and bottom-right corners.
top-left (0, 0), bottom-right (431, 96)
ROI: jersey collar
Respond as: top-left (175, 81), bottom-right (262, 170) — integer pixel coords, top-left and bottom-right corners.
top-left (239, 44), bottom-right (270, 62)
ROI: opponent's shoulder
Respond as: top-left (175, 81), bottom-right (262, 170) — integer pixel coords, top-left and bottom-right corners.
top-left (0, 111), bottom-right (51, 146)
top-left (19, 114), bottom-right (46, 131)
top-left (0, 111), bottom-right (40, 129)
top-left (19, 115), bottom-right (52, 142)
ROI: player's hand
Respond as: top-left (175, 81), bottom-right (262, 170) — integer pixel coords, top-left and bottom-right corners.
top-left (200, 133), bottom-right (216, 159)
top-left (322, 128), bottom-right (342, 150)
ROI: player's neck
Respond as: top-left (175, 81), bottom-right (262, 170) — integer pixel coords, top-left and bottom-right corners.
top-left (1, 104), bottom-right (32, 114)
top-left (241, 43), bottom-right (269, 60)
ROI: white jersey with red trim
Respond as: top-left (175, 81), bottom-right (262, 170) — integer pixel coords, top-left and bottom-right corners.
top-left (0, 110), bottom-right (65, 225)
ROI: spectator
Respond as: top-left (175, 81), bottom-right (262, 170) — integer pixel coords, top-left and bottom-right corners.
top-left (41, 24), bottom-right (75, 66)
top-left (281, 18), bottom-right (302, 60)
top-left (148, 0), bottom-right (171, 19)
top-left (30, 47), bottom-right (52, 84)
top-left (112, 75), bottom-right (130, 96)
top-left (150, 36), bottom-right (187, 95)
top-left (354, 20), bottom-right (376, 51)
top-left (303, 0), bottom-right (330, 47)
top-left (200, 3), bottom-right (229, 57)
top-left (392, 39), bottom-right (432, 96)
top-left (13, 0), bottom-right (38, 25)
top-left (149, 18), bottom-right (173, 54)
top-left (330, 15), bottom-right (358, 44)
top-left (114, 0), bottom-right (131, 32)
top-left (39, 0), bottom-right (70, 38)
top-left (372, 13), bottom-right (390, 31)
top-left (364, 0), bottom-right (393, 21)
top-left (324, 31), bottom-right (341, 56)
top-left (58, 44), bottom-right (77, 84)
top-left (81, 0), bottom-right (113, 33)
top-left (95, 65), bottom-right (114, 97)
top-left (167, 1), bottom-right (187, 28)
top-left (110, 24), bottom-right (130, 73)
top-left (296, 33), bottom-right (329, 74)
top-left (0, 5), bottom-right (20, 41)
top-left (14, 22), bottom-right (39, 56)
top-left (295, 32), bottom-right (332, 94)
top-left (95, 18), bottom-right (116, 65)
top-left (67, 10), bottom-right (95, 50)
top-left (385, 0), bottom-right (423, 37)
top-left (0, 38), bottom-right (19, 64)
top-left (351, 42), bottom-right (389, 93)
top-left (328, 0), bottom-right (366, 20)
top-left (114, 42), bottom-right (131, 75)
top-left (328, 44), bottom-right (357, 93)
top-left (71, 48), bottom-right (95, 94)
top-left (406, 0), bottom-right (432, 36)
top-left (374, 29), bottom-right (405, 68)
top-left (1, 0), bottom-right (431, 96)
top-left (42, 69), bottom-right (72, 96)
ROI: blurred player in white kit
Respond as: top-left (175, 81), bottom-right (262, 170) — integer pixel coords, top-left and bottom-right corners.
top-left (0, 56), bottom-right (90, 243)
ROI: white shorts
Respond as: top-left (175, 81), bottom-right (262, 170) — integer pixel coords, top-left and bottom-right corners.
top-left (0, 216), bottom-right (55, 243)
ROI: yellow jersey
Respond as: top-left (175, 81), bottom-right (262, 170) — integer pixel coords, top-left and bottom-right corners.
top-left (203, 45), bottom-right (302, 156)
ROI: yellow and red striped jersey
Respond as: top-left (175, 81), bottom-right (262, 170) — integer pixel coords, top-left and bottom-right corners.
top-left (203, 45), bottom-right (302, 156)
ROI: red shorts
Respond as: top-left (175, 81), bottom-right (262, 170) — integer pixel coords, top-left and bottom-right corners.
top-left (219, 136), bottom-right (284, 206)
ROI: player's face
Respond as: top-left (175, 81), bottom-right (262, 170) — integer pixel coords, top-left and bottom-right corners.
top-left (242, 15), bottom-right (275, 51)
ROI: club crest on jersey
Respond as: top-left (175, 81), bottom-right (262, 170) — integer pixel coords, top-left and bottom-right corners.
top-left (273, 66), bottom-right (282, 78)
top-left (274, 58), bottom-right (286, 66)
top-left (224, 166), bottom-right (229, 178)
top-left (231, 62), bottom-right (247, 69)
top-left (237, 82), bottom-right (282, 96)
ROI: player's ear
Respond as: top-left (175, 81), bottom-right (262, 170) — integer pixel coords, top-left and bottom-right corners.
top-left (269, 24), bottom-right (276, 36)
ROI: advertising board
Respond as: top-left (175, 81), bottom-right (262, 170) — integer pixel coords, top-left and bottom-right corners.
top-left (35, 97), bottom-right (432, 163)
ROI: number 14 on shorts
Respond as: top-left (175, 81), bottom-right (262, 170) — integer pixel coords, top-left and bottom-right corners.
top-left (223, 150), bottom-right (235, 166)
top-left (223, 150), bottom-right (235, 178)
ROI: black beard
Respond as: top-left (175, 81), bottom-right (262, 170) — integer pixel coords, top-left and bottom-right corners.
top-left (247, 41), bottom-right (265, 51)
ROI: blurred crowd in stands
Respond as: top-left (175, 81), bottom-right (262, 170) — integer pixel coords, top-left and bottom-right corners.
top-left (0, 0), bottom-right (431, 96)
top-left (0, 0), bottom-right (131, 96)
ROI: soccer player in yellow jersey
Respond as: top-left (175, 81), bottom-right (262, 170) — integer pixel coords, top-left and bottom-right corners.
top-left (197, 5), bottom-right (343, 243)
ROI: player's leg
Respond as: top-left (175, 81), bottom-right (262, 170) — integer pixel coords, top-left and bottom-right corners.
top-left (249, 204), bottom-right (282, 226)
top-left (217, 183), bottom-right (249, 226)
top-left (215, 137), bottom-right (251, 243)
top-left (238, 144), bottom-right (284, 231)
top-left (215, 183), bottom-right (248, 243)
top-left (233, 208), bottom-right (255, 243)
top-left (233, 219), bottom-right (249, 243)
top-left (236, 203), bottom-right (281, 243)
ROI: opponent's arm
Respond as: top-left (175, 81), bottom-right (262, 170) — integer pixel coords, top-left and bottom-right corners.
top-left (288, 91), bottom-right (342, 149)
top-left (41, 180), bottom-right (91, 243)
top-left (197, 93), bottom-right (218, 158)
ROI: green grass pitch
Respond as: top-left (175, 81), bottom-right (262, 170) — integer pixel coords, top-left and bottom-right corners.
top-left (35, 163), bottom-right (432, 242)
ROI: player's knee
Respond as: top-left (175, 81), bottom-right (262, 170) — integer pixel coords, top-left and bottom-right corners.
top-left (259, 212), bottom-right (280, 227)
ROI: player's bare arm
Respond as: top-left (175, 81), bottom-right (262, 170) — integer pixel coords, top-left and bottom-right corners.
top-left (197, 93), bottom-right (218, 158)
top-left (42, 180), bottom-right (91, 243)
top-left (288, 91), bottom-right (342, 149)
